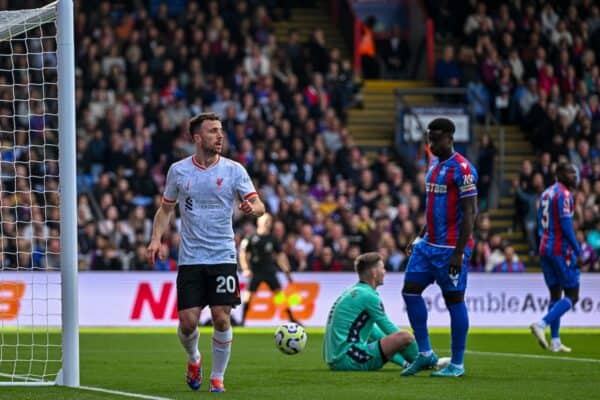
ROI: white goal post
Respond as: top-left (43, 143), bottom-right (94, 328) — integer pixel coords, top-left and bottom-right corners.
top-left (0, 0), bottom-right (78, 387)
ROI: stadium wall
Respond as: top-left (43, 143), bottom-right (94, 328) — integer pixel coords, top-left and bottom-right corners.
top-left (2, 273), bottom-right (599, 327)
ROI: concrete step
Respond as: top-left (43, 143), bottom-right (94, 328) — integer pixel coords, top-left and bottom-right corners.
top-left (489, 219), bottom-right (513, 229)
top-left (488, 208), bottom-right (514, 218)
top-left (364, 80), bottom-right (430, 90)
top-left (499, 231), bottom-right (524, 240)
top-left (348, 108), bottom-right (395, 117)
top-left (354, 138), bottom-right (393, 147)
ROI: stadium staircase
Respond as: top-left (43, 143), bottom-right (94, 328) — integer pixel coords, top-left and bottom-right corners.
top-left (347, 80), bottom-right (431, 151)
top-left (273, 1), bottom-right (350, 60)
top-left (489, 125), bottom-right (540, 270)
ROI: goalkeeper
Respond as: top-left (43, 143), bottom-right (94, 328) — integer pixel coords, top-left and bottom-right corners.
top-left (323, 252), bottom-right (418, 371)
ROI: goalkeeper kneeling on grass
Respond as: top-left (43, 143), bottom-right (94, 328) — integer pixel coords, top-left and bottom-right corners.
top-left (324, 252), bottom-right (447, 371)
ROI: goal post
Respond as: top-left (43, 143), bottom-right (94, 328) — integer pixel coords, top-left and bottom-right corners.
top-left (57, 0), bottom-right (78, 388)
top-left (0, 0), bottom-right (78, 387)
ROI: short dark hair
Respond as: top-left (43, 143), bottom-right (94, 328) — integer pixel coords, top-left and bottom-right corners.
top-left (428, 118), bottom-right (455, 136)
top-left (354, 252), bottom-right (382, 276)
top-left (189, 112), bottom-right (220, 135)
top-left (555, 162), bottom-right (573, 176)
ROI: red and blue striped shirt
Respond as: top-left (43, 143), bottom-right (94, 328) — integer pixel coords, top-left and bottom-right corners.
top-left (538, 183), bottom-right (580, 257)
top-left (424, 152), bottom-right (478, 249)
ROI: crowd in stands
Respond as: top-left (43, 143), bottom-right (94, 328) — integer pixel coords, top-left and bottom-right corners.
top-left (30, 0), bottom-right (414, 273)
top-left (431, 0), bottom-right (600, 273)
top-left (2, 0), bottom-right (599, 274)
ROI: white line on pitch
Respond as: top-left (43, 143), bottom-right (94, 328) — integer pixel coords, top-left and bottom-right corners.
top-left (79, 385), bottom-right (174, 400)
top-left (465, 350), bottom-right (600, 364)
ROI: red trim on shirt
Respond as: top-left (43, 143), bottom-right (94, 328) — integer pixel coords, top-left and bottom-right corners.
top-left (163, 197), bottom-right (176, 204)
top-left (243, 192), bottom-right (258, 200)
top-left (191, 155), bottom-right (220, 170)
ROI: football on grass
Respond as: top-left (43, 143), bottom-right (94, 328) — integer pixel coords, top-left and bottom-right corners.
top-left (274, 323), bottom-right (307, 355)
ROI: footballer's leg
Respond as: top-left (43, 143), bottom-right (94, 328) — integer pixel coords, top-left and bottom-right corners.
top-left (549, 262), bottom-right (580, 353)
top-left (176, 265), bottom-right (205, 390)
top-left (430, 291), bottom-right (467, 377)
top-left (550, 286), bottom-right (578, 353)
top-left (370, 325), bottom-right (417, 367)
top-left (268, 275), bottom-right (301, 325)
top-left (209, 305), bottom-right (232, 393)
top-left (401, 282), bottom-right (438, 376)
top-left (430, 249), bottom-right (469, 377)
top-left (207, 263), bottom-right (241, 393)
top-left (401, 242), bottom-right (438, 376)
top-left (179, 308), bottom-right (203, 390)
top-left (530, 256), bottom-right (557, 350)
top-left (379, 331), bottom-right (416, 368)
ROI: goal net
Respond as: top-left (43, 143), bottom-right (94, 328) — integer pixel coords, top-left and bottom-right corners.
top-left (0, 0), bottom-right (78, 386)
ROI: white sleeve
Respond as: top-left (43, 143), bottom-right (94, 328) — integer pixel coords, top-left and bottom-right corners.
top-left (236, 163), bottom-right (257, 201)
top-left (163, 165), bottom-right (179, 204)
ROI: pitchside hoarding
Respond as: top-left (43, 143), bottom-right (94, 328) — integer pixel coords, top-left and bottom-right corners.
top-left (1, 272), bottom-right (599, 327)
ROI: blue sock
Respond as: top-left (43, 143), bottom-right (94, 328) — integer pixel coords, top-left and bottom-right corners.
top-left (548, 301), bottom-right (560, 339)
top-left (448, 302), bottom-right (469, 366)
top-left (402, 293), bottom-right (431, 352)
top-left (543, 298), bottom-right (572, 328)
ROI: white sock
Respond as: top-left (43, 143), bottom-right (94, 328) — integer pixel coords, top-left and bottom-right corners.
top-left (537, 320), bottom-right (547, 329)
top-left (551, 338), bottom-right (561, 347)
top-left (211, 328), bottom-right (233, 380)
top-left (178, 326), bottom-right (201, 363)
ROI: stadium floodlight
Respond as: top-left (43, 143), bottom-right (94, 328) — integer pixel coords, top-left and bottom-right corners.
top-left (0, 0), bottom-right (78, 387)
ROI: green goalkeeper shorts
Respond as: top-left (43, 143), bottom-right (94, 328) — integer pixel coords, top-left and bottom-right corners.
top-left (328, 341), bottom-right (385, 371)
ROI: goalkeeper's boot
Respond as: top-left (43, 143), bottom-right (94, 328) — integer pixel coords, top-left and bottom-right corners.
top-left (400, 352), bottom-right (439, 376)
top-left (550, 342), bottom-right (572, 353)
top-left (431, 363), bottom-right (465, 377)
top-left (209, 378), bottom-right (226, 393)
top-left (529, 323), bottom-right (549, 350)
top-left (186, 358), bottom-right (202, 391)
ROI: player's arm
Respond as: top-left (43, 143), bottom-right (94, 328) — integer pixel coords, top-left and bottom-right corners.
top-left (239, 237), bottom-right (252, 278)
top-left (365, 294), bottom-right (397, 335)
top-left (449, 195), bottom-right (477, 274)
top-left (449, 164), bottom-right (478, 274)
top-left (239, 194), bottom-right (265, 217)
top-left (237, 164), bottom-right (265, 217)
top-left (148, 165), bottom-right (178, 266)
top-left (276, 252), bottom-right (293, 283)
top-left (558, 193), bottom-right (581, 257)
top-left (147, 201), bottom-right (176, 266)
top-left (407, 225), bottom-right (426, 255)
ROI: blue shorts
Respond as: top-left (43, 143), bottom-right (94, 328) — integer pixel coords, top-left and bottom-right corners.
top-left (540, 255), bottom-right (580, 289)
top-left (404, 241), bottom-right (470, 293)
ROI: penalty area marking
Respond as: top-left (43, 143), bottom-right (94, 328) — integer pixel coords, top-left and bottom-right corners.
top-left (79, 385), bottom-right (174, 400)
top-left (465, 350), bottom-right (600, 364)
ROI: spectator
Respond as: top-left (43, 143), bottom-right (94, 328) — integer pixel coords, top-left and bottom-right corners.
top-left (491, 244), bottom-right (525, 273)
top-left (358, 16), bottom-right (379, 79)
top-left (476, 133), bottom-right (496, 210)
top-left (435, 45), bottom-right (461, 88)
top-left (381, 24), bottom-right (410, 76)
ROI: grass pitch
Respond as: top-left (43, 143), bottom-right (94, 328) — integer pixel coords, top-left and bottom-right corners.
top-left (0, 328), bottom-right (599, 400)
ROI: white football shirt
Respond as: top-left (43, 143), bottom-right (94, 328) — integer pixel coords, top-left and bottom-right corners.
top-left (163, 155), bottom-right (257, 265)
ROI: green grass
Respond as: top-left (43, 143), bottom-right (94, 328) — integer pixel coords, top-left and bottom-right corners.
top-left (1, 328), bottom-right (599, 400)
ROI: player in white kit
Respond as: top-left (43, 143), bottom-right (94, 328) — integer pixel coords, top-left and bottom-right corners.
top-left (147, 112), bottom-right (265, 393)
